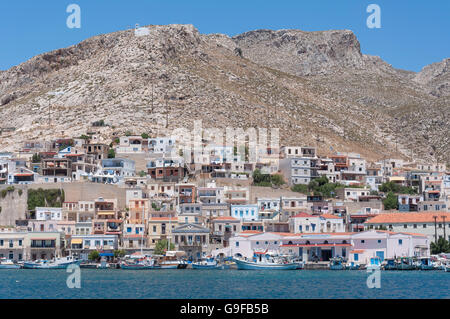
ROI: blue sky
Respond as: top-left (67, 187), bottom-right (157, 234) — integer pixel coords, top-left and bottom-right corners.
top-left (0, 0), bottom-right (448, 71)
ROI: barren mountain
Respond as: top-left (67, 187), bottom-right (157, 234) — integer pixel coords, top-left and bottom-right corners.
top-left (414, 58), bottom-right (450, 97)
top-left (0, 24), bottom-right (448, 164)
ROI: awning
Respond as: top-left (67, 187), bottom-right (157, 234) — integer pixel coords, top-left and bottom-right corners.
top-left (97, 212), bottom-right (115, 215)
top-left (99, 253), bottom-right (114, 257)
top-left (71, 239), bottom-right (83, 244)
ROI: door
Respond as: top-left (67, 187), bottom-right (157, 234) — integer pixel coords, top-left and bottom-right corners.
top-left (321, 249), bottom-right (332, 261)
top-left (376, 251), bottom-right (384, 261)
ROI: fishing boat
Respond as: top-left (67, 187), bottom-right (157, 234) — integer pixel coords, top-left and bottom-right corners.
top-left (192, 257), bottom-right (221, 269)
top-left (121, 259), bottom-right (160, 270)
top-left (234, 251), bottom-right (297, 270)
top-left (416, 257), bottom-right (437, 270)
top-left (157, 251), bottom-right (188, 269)
top-left (0, 258), bottom-right (21, 269)
top-left (80, 261), bottom-right (98, 269)
top-left (23, 256), bottom-right (81, 269)
top-left (396, 257), bottom-right (416, 270)
top-left (383, 258), bottom-right (397, 270)
top-left (441, 260), bottom-right (450, 272)
top-left (292, 258), bottom-right (304, 269)
top-left (345, 261), bottom-right (361, 270)
top-left (366, 256), bottom-right (382, 270)
top-left (120, 253), bottom-right (160, 270)
top-left (329, 257), bottom-right (346, 270)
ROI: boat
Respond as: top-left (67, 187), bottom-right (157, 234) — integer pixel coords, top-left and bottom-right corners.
top-left (417, 257), bottom-right (437, 270)
top-left (345, 261), bottom-right (361, 270)
top-left (366, 256), bottom-right (382, 270)
top-left (329, 257), bottom-right (346, 270)
top-left (442, 260), bottom-right (450, 272)
top-left (0, 258), bottom-right (21, 269)
top-left (80, 261), bottom-right (98, 269)
top-left (120, 260), bottom-right (160, 270)
top-left (234, 252), bottom-right (298, 270)
top-left (120, 254), bottom-right (160, 270)
top-left (23, 256), bottom-right (81, 269)
top-left (157, 251), bottom-right (188, 269)
top-left (382, 258), bottom-right (397, 270)
top-left (192, 257), bottom-right (221, 269)
top-left (396, 257), bottom-right (416, 270)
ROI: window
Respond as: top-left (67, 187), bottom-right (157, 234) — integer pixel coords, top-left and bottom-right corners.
top-left (377, 240), bottom-right (381, 243)
top-left (423, 224), bottom-right (427, 228)
top-left (354, 254), bottom-right (359, 261)
top-left (403, 224), bottom-right (407, 229)
top-left (413, 224), bottom-right (417, 229)
top-left (398, 239), bottom-right (403, 245)
top-left (235, 242), bottom-right (239, 247)
top-left (18, 240), bottom-right (22, 246)
top-left (361, 240), bottom-right (365, 243)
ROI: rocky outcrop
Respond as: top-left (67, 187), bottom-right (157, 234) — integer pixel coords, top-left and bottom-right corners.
top-left (414, 58), bottom-right (450, 97)
top-left (232, 29), bottom-right (365, 76)
top-left (0, 24), bottom-right (448, 164)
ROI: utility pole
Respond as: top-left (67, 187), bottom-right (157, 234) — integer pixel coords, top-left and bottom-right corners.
top-left (442, 215), bottom-right (447, 242)
top-left (433, 215), bottom-right (438, 243)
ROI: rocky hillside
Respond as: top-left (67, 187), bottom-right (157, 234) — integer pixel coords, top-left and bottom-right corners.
top-left (414, 58), bottom-right (450, 97)
top-left (0, 24), bottom-right (448, 164)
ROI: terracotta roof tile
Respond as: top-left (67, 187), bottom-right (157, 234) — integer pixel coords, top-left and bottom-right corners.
top-left (365, 212), bottom-right (450, 224)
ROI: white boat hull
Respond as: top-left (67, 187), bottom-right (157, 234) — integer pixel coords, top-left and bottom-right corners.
top-left (234, 259), bottom-right (297, 270)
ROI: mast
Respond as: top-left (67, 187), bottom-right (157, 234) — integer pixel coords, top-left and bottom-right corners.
top-left (140, 205), bottom-right (144, 255)
top-left (168, 215), bottom-right (171, 251)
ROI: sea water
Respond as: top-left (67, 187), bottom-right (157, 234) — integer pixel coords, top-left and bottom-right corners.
top-left (0, 269), bottom-right (448, 299)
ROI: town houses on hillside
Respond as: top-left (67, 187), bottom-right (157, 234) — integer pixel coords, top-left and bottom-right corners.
top-left (0, 132), bottom-right (448, 263)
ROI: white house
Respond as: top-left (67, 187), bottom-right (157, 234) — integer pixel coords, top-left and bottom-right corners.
top-left (212, 232), bottom-right (284, 259)
top-left (289, 213), bottom-right (345, 234)
top-left (348, 230), bottom-right (429, 264)
top-left (230, 204), bottom-right (259, 221)
top-left (35, 207), bottom-right (63, 221)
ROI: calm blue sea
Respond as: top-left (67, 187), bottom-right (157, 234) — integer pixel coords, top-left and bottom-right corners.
top-left (0, 269), bottom-right (448, 299)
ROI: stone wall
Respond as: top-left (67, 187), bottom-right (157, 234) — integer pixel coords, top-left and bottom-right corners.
top-left (0, 185), bottom-right (28, 226)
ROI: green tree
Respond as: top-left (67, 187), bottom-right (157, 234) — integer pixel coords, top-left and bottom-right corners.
top-left (27, 188), bottom-right (65, 210)
top-left (79, 134), bottom-right (90, 140)
top-left (31, 153), bottom-right (41, 163)
top-left (383, 192), bottom-right (398, 210)
top-left (379, 181), bottom-right (416, 195)
top-left (138, 170), bottom-right (147, 177)
top-left (270, 174), bottom-right (285, 186)
top-left (154, 239), bottom-right (175, 255)
top-left (108, 149), bottom-right (115, 158)
top-left (252, 169), bottom-right (271, 186)
top-left (141, 133), bottom-right (149, 139)
top-left (431, 238), bottom-right (450, 254)
top-left (114, 249), bottom-right (126, 258)
top-left (291, 184), bottom-right (308, 193)
top-left (88, 250), bottom-right (100, 261)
